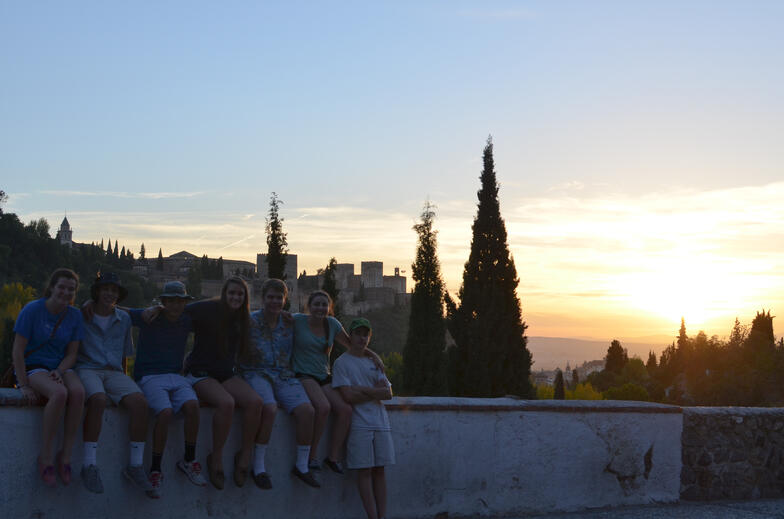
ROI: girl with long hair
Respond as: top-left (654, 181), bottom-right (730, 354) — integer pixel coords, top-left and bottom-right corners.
top-left (182, 276), bottom-right (263, 489)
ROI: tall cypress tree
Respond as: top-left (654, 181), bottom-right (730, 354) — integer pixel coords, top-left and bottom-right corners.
top-left (321, 257), bottom-right (341, 320)
top-left (402, 201), bottom-right (447, 395)
top-left (447, 137), bottom-right (533, 398)
top-left (156, 248), bottom-right (164, 271)
top-left (553, 370), bottom-right (565, 400)
top-left (266, 192), bottom-right (288, 280)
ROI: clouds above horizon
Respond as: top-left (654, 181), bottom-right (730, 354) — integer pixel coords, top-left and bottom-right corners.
top-left (15, 180), bottom-right (784, 339)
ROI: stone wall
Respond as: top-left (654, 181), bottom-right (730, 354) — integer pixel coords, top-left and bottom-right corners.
top-left (680, 407), bottom-right (784, 500)
top-left (0, 394), bottom-right (682, 518)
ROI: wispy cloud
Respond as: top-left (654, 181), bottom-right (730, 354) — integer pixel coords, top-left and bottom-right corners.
top-left (34, 182), bottom-right (784, 339)
top-left (39, 190), bottom-right (205, 199)
top-left (219, 235), bottom-right (256, 251)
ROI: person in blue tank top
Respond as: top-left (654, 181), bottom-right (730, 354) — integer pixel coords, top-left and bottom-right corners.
top-left (292, 290), bottom-right (383, 474)
top-left (12, 268), bottom-right (86, 487)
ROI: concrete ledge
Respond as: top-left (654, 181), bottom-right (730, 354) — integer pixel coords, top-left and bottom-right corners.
top-left (389, 397), bottom-right (682, 414)
top-left (1, 397), bottom-right (683, 518)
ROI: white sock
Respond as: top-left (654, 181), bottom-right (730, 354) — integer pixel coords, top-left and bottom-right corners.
top-left (296, 445), bottom-right (311, 473)
top-left (129, 442), bottom-right (145, 467)
top-left (83, 442), bottom-right (98, 467)
top-left (253, 444), bottom-right (267, 474)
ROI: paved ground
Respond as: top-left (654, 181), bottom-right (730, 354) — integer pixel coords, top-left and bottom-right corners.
top-left (516, 499), bottom-right (784, 518)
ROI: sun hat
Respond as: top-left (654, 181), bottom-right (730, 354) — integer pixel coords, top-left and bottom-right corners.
top-left (159, 280), bottom-right (194, 300)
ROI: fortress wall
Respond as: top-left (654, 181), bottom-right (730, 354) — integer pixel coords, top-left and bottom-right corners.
top-left (0, 394), bottom-right (683, 518)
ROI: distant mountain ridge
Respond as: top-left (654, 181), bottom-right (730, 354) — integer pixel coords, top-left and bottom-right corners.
top-left (528, 335), bottom-right (673, 371)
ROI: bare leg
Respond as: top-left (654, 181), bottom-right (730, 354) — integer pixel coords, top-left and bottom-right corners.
top-left (61, 371), bottom-right (85, 462)
top-left (153, 408), bottom-right (173, 455)
top-left (292, 402), bottom-right (314, 446)
top-left (83, 393), bottom-right (107, 443)
top-left (255, 403), bottom-right (277, 444)
top-left (181, 400), bottom-right (200, 445)
top-left (223, 376), bottom-right (262, 467)
top-left (372, 466), bottom-right (387, 519)
top-left (120, 392), bottom-right (149, 443)
top-left (357, 468), bottom-right (378, 519)
top-left (193, 378), bottom-right (234, 471)
top-left (323, 385), bottom-right (352, 461)
top-left (300, 379), bottom-right (330, 460)
top-left (28, 372), bottom-right (68, 465)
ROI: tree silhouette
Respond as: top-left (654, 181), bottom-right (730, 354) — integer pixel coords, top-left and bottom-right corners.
top-left (402, 201), bottom-right (447, 395)
top-left (554, 370), bottom-right (565, 400)
top-left (605, 340), bottom-right (628, 374)
top-left (321, 257), bottom-right (341, 320)
top-left (266, 192), bottom-right (288, 280)
top-left (447, 137), bottom-right (532, 398)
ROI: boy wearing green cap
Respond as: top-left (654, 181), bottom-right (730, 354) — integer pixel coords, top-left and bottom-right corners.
top-left (332, 318), bottom-right (394, 519)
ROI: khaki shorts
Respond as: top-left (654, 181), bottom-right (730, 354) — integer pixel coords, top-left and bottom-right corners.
top-left (346, 429), bottom-right (395, 469)
top-left (77, 368), bottom-right (142, 405)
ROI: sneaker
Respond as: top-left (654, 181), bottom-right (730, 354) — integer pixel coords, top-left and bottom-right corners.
top-left (292, 466), bottom-right (320, 488)
top-left (252, 470), bottom-right (272, 490)
top-left (123, 465), bottom-right (153, 493)
top-left (323, 458), bottom-right (345, 475)
top-left (81, 464), bottom-right (104, 494)
top-left (177, 459), bottom-right (207, 487)
top-left (308, 458), bottom-right (322, 471)
top-left (148, 470), bottom-right (163, 498)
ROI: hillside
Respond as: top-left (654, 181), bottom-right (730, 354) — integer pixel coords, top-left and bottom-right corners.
top-left (528, 336), bottom-right (672, 371)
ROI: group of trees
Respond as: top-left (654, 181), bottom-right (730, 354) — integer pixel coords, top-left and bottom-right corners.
top-left (400, 137), bottom-right (534, 398)
top-left (580, 313), bottom-right (783, 405)
top-left (0, 193), bottom-right (159, 375)
top-left (185, 255), bottom-right (227, 297)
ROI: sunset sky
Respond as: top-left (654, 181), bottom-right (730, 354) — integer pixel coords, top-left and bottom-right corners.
top-left (2, 1), bottom-right (782, 343)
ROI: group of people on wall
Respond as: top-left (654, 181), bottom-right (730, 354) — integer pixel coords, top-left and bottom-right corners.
top-left (11, 268), bottom-right (395, 519)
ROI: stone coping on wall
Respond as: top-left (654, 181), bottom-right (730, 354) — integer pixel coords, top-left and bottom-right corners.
top-left (0, 387), bottom-right (684, 413)
top-left (386, 396), bottom-right (682, 413)
top-left (684, 406), bottom-right (784, 416)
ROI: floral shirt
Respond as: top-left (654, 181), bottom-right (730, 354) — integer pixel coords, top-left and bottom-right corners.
top-left (239, 309), bottom-right (295, 380)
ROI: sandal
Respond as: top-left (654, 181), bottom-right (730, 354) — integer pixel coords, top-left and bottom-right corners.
top-left (206, 453), bottom-right (225, 490)
top-left (38, 457), bottom-right (56, 487)
top-left (233, 451), bottom-right (248, 487)
top-left (56, 451), bottom-right (72, 485)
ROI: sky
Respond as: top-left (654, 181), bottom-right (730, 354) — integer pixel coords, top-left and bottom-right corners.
top-left (2, 1), bottom-right (783, 345)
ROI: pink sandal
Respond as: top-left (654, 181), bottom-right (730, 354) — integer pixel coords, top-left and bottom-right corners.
top-left (38, 457), bottom-right (56, 487)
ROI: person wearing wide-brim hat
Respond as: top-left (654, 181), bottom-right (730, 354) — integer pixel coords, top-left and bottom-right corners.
top-left (157, 281), bottom-right (195, 301)
top-left (129, 279), bottom-right (206, 495)
top-left (90, 272), bottom-right (129, 303)
top-left (76, 271), bottom-right (155, 496)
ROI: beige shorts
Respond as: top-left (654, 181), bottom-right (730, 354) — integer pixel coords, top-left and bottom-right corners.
top-left (346, 429), bottom-right (395, 469)
top-left (77, 368), bottom-right (142, 405)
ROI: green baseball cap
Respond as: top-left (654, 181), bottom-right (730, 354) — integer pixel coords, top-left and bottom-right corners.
top-left (348, 318), bottom-right (372, 333)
